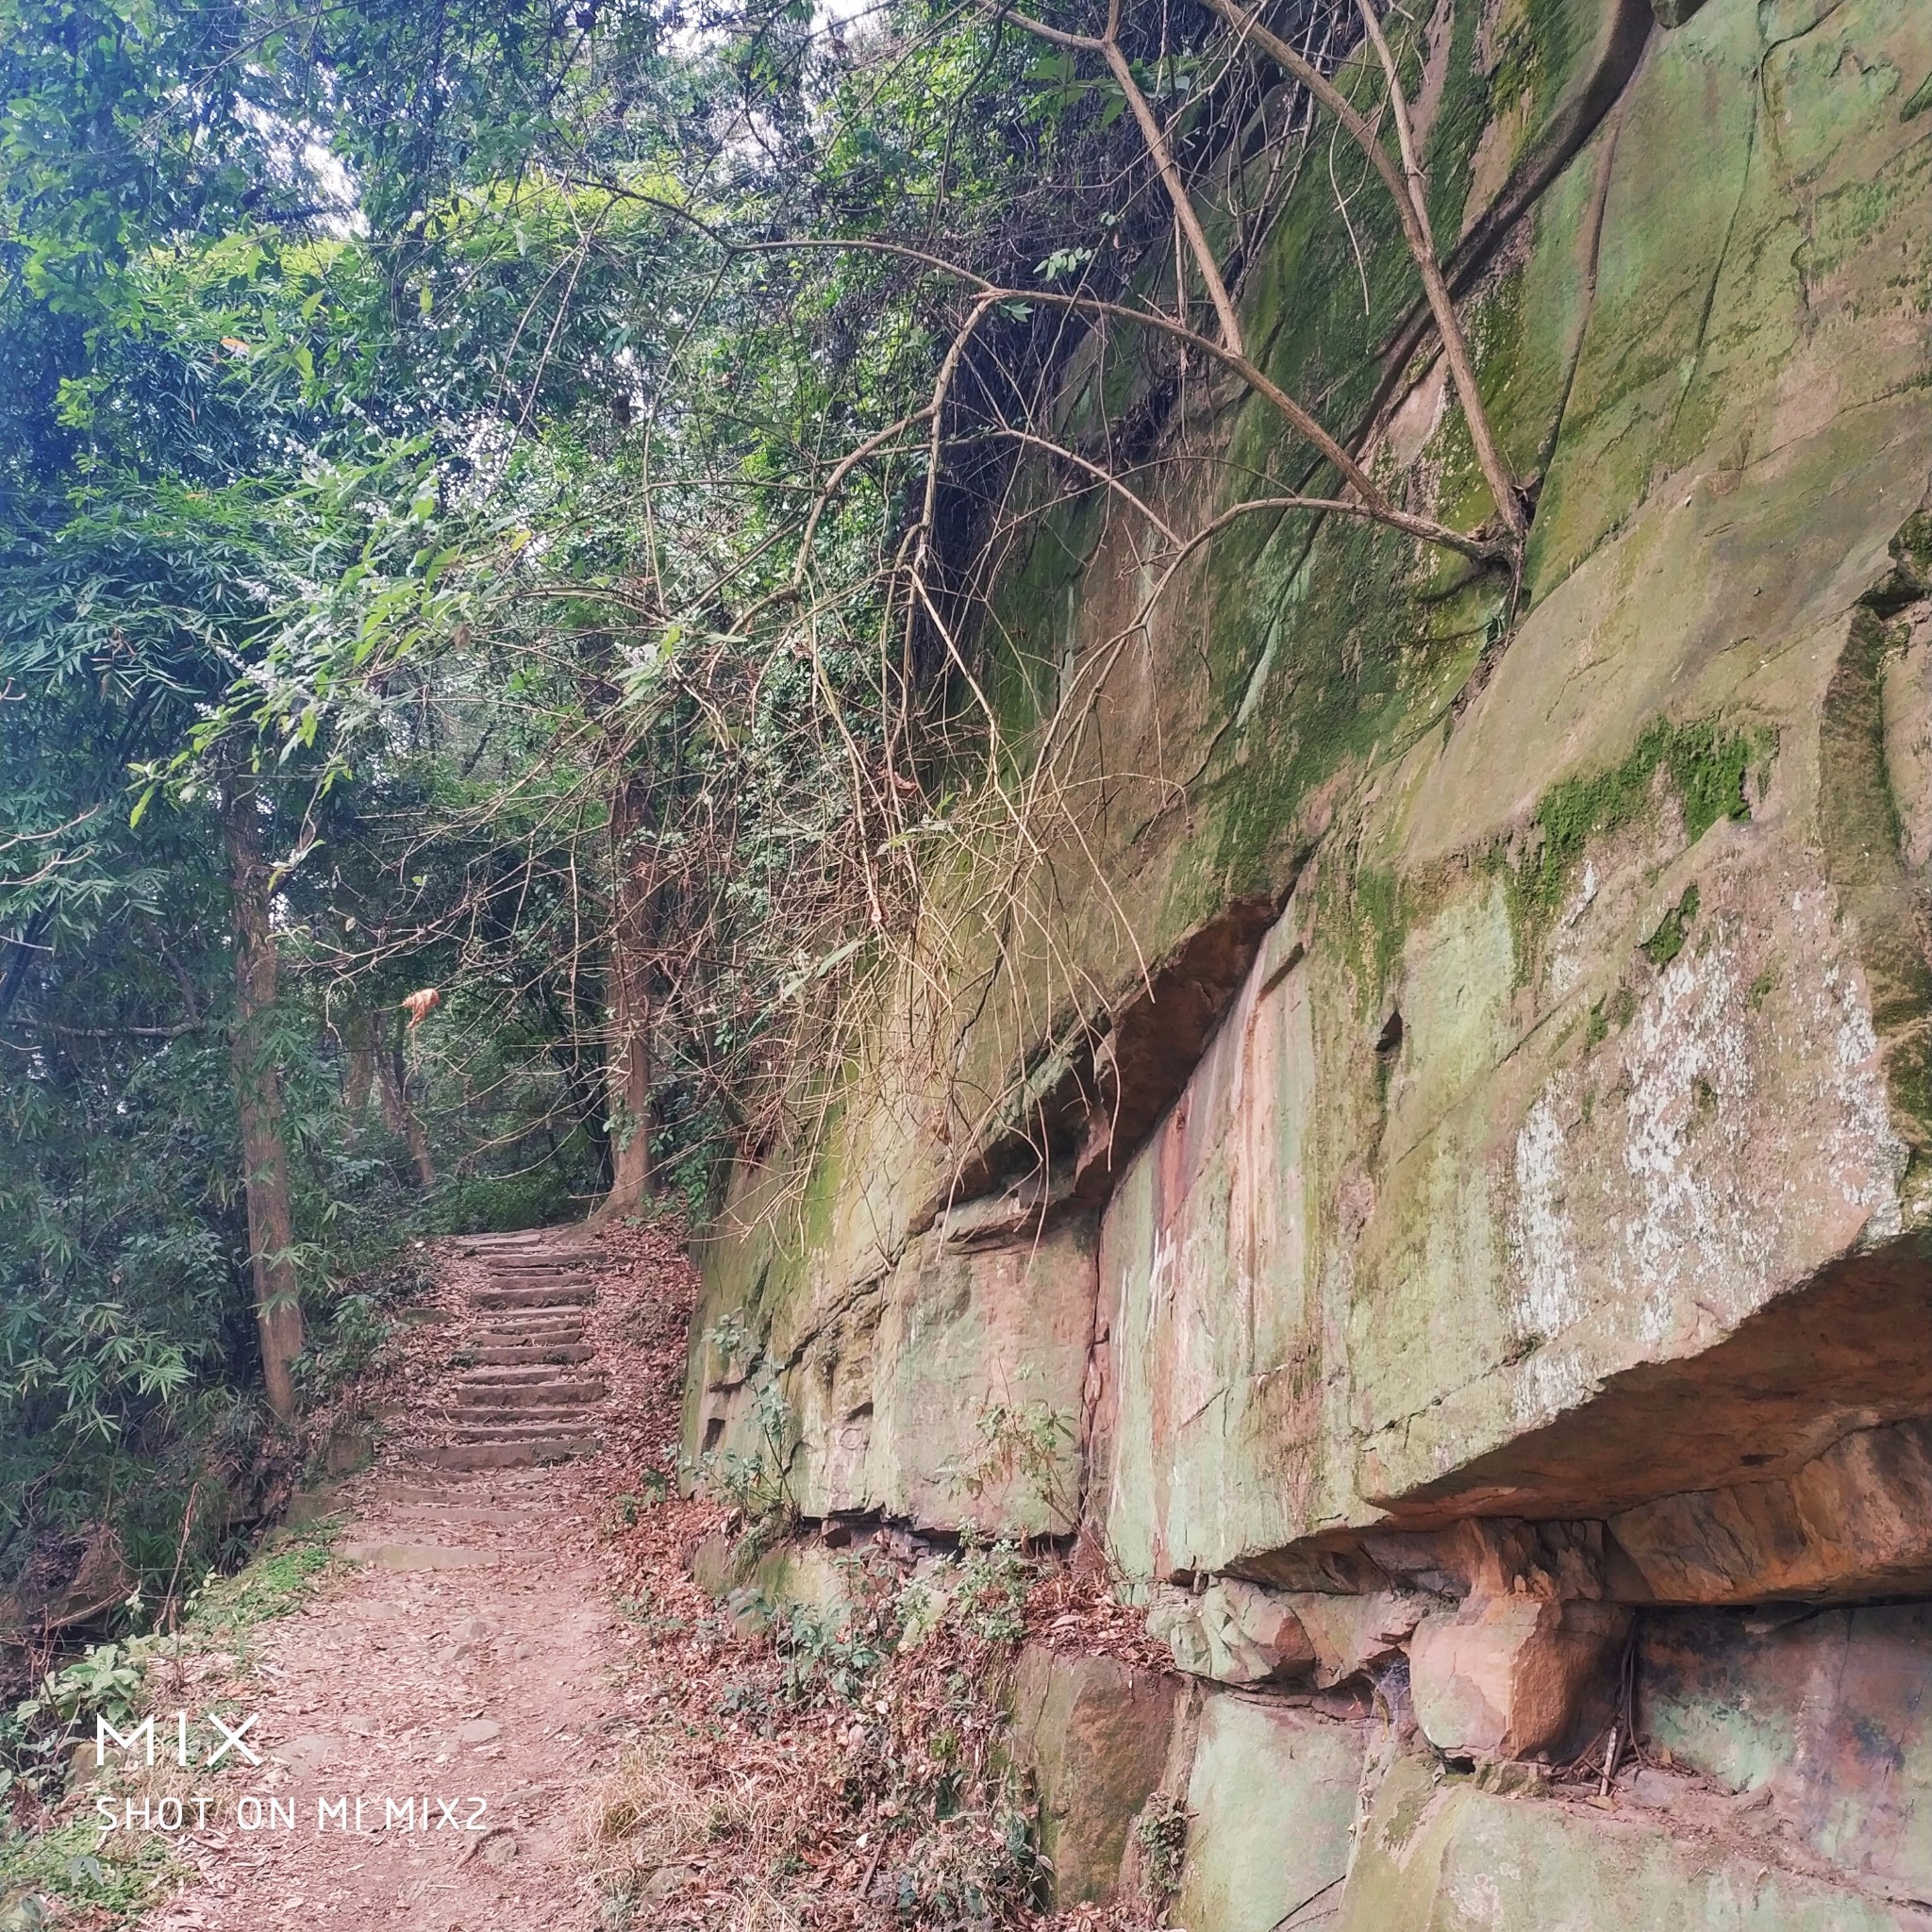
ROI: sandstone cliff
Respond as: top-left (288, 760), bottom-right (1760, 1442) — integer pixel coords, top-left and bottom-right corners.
top-left (682, 0), bottom-right (1932, 1922)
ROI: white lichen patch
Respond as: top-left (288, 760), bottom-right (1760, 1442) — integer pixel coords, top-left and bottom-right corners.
top-left (1822, 960), bottom-right (1904, 1241)
top-left (1509, 1089), bottom-right (1584, 1345)
top-left (1516, 1339), bottom-right (1592, 1431)
top-left (1617, 923), bottom-right (1762, 1344)
top-left (1502, 881), bottom-right (1904, 1437)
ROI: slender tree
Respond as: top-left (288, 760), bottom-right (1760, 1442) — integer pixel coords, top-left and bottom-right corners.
top-left (220, 766), bottom-right (305, 1417)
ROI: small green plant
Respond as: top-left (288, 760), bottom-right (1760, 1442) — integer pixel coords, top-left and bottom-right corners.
top-left (953, 1538), bottom-right (1029, 1645)
top-left (293, 1282), bottom-right (398, 1400)
top-left (960, 1401), bottom-right (1073, 1530)
top-left (0, 1809), bottom-right (183, 1927)
top-left (689, 1376), bottom-right (797, 1558)
top-left (179, 1522), bottom-right (339, 1643)
top-left (775, 1599), bottom-right (892, 1707)
top-left (706, 1312), bottom-right (757, 1376)
top-left (5, 1640), bottom-right (152, 1800)
top-left (893, 1574), bottom-right (952, 1652)
top-left (1135, 1792), bottom-right (1188, 1900)
top-left (32, 1642), bottom-right (147, 1730)
top-left (608, 1471), bottom-right (672, 1529)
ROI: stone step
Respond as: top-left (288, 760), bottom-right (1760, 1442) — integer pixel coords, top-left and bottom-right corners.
top-left (415, 1438), bottom-right (596, 1470)
top-left (341, 1542), bottom-right (499, 1571)
top-left (457, 1361), bottom-right (602, 1384)
top-left (441, 1416), bottom-right (603, 1442)
top-left (454, 1384), bottom-right (607, 1407)
top-left (384, 1503), bottom-right (544, 1527)
top-left (469, 1284), bottom-right (595, 1309)
top-left (468, 1343), bottom-right (596, 1367)
top-left (452, 1398), bottom-right (602, 1414)
top-left (441, 1417), bottom-right (599, 1441)
top-left (365, 1479), bottom-right (483, 1504)
top-left (441, 1414), bottom-right (598, 1444)
top-left (479, 1309), bottom-right (589, 1328)
top-left (470, 1276), bottom-right (595, 1296)
top-left (466, 1309), bottom-right (590, 1329)
top-left (463, 1321), bottom-right (591, 1337)
top-left (462, 1350), bottom-right (586, 1370)
top-left (449, 1386), bottom-right (605, 1413)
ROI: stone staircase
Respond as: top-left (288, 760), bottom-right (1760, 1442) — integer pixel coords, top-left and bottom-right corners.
top-left (415, 1232), bottom-right (606, 1472)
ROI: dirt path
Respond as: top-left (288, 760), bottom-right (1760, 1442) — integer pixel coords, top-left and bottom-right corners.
top-left (146, 1228), bottom-right (666, 1932)
top-left (129, 1221), bottom-right (1132, 1932)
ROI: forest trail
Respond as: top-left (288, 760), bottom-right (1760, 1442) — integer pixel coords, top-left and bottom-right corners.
top-left (144, 1230), bottom-right (666, 1932)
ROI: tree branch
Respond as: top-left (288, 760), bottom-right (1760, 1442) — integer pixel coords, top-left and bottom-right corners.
top-left (1203, 0), bottom-right (1526, 542)
top-left (740, 235), bottom-right (1441, 535)
top-left (986, 1), bottom-right (1246, 356)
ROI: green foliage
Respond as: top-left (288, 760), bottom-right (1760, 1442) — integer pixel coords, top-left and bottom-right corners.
top-left (761, 1535), bottom-right (1034, 1714)
top-left (0, 1519), bottom-right (337, 1924)
top-left (4, 1519), bottom-right (335, 1786)
top-left (775, 1594), bottom-right (895, 1708)
top-left (0, 0), bottom-right (1377, 1696)
top-left (689, 1372), bottom-right (797, 1557)
top-left (179, 1524), bottom-right (337, 1642)
top-left (950, 1539), bottom-right (1030, 1646)
top-left (960, 1402), bottom-right (1074, 1530)
top-left (25, 1642), bottom-right (145, 1732)
top-left (1134, 1791), bottom-right (1188, 1899)
top-left (2, 1638), bottom-right (144, 1806)
top-left (0, 1807), bottom-right (181, 1927)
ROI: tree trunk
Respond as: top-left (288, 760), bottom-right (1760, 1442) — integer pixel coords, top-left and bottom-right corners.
top-left (342, 1006), bottom-right (376, 1141)
top-left (602, 772), bottom-right (653, 1219)
top-left (222, 773), bottom-right (304, 1422)
top-left (375, 1016), bottom-right (437, 1189)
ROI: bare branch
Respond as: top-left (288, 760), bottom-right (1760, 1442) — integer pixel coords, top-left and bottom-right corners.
top-left (792, 405), bottom-right (939, 587)
top-left (739, 234), bottom-right (1504, 550)
top-left (990, 428), bottom-right (1181, 544)
top-left (1203, 0), bottom-right (1526, 542)
top-left (983, 2), bottom-right (1246, 355)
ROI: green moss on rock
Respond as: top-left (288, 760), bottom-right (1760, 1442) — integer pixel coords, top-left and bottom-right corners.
top-left (1518, 717), bottom-right (1771, 924)
top-left (1640, 879), bottom-right (1701, 967)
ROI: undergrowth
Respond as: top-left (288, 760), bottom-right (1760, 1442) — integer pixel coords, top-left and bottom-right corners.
top-left (0, 1520), bottom-right (340, 1926)
top-left (0, 1809), bottom-right (181, 1930)
top-left (588, 1538), bottom-right (1147, 1930)
top-left (176, 1522), bottom-right (339, 1646)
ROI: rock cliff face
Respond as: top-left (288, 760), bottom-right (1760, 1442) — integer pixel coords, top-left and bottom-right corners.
top-left (682, 0), bottom-right (1932, 1922)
